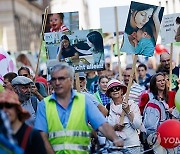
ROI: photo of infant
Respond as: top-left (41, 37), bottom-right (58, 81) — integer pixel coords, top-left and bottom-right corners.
top-left (121, 1), bottom-right (164, 57)
top-left (43, 12), bottom-right (79, 33)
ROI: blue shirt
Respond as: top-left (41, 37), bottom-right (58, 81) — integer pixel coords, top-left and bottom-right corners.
top-left (34, 90), bottom-right (106, 133)
top-left (135, 38), bottom-right (155, 57)
top-left (99, 91), bottom-right (110, 106)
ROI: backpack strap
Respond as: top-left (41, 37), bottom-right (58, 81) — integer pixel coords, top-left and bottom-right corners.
top-left (21, 126), bottom-right (33, 150)
top-left (146, 103), bottom-right (162, 120)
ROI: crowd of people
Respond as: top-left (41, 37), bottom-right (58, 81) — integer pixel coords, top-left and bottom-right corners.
top-left (0, 51), bottom-right (180, 154)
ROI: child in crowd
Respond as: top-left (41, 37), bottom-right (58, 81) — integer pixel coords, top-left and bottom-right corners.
top-left (49, 13), bottom-right (69, 32)
top-left (133, 24), bottom-right (155, 57)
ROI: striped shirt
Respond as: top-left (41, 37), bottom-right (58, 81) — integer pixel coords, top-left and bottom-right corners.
top-left (50, 24), bottom-right (69, 32)
top-left (129, 82), bottom-right (145, 105)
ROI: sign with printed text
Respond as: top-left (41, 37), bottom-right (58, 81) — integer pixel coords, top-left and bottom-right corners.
top-left (44, 29), bottom-right (105, 72)
top-left (161, 13), bottom-right (180, 44)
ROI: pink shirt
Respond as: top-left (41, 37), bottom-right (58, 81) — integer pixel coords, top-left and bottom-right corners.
top-left (50, 24), bottom-right (69, 32)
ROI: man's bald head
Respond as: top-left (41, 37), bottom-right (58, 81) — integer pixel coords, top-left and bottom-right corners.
top-left (160, 52), bottom-right (170, 70)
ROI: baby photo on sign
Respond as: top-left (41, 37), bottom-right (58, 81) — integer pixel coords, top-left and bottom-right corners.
top-left (44, 12), bottom-right (79, 33)
top-left (121, 1), bottom-right (164, 57)
top-left (43, 12), bottom-right (79, 59)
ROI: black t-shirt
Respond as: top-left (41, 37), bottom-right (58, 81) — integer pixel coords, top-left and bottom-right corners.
top-left (62, 46), bottom-right (78, 58)
top-left (13, 123), bottom-right (46, 154)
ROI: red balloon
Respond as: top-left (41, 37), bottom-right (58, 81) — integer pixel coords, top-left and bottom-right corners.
top-left (157, 119), bottom-right (180, 148)
top-left (155, 44), bottom-right (168, 54)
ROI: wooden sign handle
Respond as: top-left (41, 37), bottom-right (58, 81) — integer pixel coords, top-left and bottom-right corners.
top-left (120, 55), bottom-right (138, 125)
top-left (75, 73), bottom-right (81, 92)
top-left (34, 6), bottom-right (49, 81)
top-left (169, 43), bottom-right (173, 91)
top-left (114, 6), bottom-right (122, 81)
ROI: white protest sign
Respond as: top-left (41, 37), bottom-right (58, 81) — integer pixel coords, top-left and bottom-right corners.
top-left (100, 6), bottom-right (129, 33)
top-left (161, 13), bottom-right (180, 44)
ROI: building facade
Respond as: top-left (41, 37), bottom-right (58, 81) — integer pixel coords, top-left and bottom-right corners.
top-left (0, 0), bottom-right (48, 52)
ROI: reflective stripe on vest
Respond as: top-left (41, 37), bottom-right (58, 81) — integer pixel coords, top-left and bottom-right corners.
top-left (44, 92), bottom-right (91, 153)
top-left (49, 130), bottom-right (91, 139)
top-left (52, 144), bottom-right (90, 152)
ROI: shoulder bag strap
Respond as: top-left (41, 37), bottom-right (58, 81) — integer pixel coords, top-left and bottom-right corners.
top-left (21, 126), bottom-right (33, 150)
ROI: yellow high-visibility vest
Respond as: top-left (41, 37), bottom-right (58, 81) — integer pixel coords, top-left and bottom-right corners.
top-left (44, 92), bottom-right (91, 154)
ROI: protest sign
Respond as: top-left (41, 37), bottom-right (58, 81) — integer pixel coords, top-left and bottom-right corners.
top-left (161, 13), bottom-right (180, 44)
top-left (44, 29), bottom-right (105, 72)
top-left (100, 6), bottom-right (129, 33)
top-left (44, 12), bottom-right (79, 33)
top-left (121, 1), bottom-right (164, 57)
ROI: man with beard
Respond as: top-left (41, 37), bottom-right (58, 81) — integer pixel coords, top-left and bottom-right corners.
top-left (18, 66), bottom-right (47, 99)
top-left (11, 76), bottom-right (39, 126)
top-left (157, 52), bottom-right (179, 91)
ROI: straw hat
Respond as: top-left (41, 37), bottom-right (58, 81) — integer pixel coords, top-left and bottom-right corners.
top-left (0, 90), bottom-right (30, 122)
top-left (106, 79), bottom-right (127, 97)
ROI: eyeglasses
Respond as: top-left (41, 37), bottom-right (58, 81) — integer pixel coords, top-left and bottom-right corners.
top-left (0, 103), bottom-right (14, 109)
top-left (109, 86), bottom-right (121, 92)
top-left (161, 59), bottom-right (170, 63)
top-left (51, 76), bottom-right (69, 83)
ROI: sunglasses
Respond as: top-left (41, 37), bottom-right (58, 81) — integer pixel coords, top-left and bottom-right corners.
top-left (0, 103), bottom-right (14, 109)
top-left (79, 77), bottom-right (85, 81)
top-left (109, 86), bottom-right (121, 92)
top-left (19, 74), bottom-right (29, 77)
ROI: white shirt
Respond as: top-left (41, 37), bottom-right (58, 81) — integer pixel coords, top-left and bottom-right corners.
top-left (107, 99), bottom-right (142, 148)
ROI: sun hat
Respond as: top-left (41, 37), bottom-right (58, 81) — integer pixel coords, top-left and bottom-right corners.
top-left (0, 90), bottom-right (30, 122)
top-left (106, 79), bottom-right (127, 97)
top-left (11, 76), bottom-right (33, 86)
